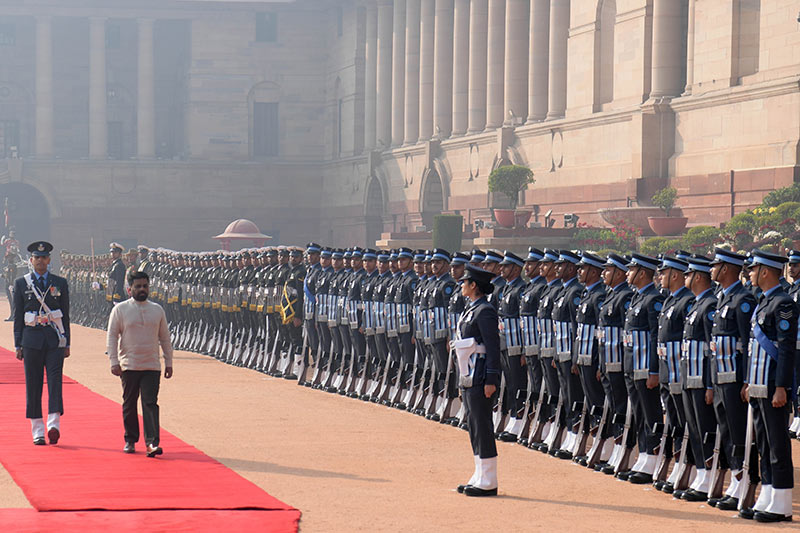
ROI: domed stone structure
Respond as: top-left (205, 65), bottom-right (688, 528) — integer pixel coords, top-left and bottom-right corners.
top-left (212, 219), bottom-right (271, 250)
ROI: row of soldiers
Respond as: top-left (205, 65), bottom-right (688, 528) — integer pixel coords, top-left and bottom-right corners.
top-left (61, 242), bottom-right (799, 523)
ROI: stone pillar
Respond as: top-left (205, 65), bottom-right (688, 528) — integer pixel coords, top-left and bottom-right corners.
top-left (391, 0), bottom-right (406, 146)
top-left (503, 0), bottom-right (528, 125)
top-left (650, 0), bottom-right (684, 98)
top-left (485, 0), bottom-right (504, 129)
top-left (137, 18), bottom-right (155, 159)
top-left (376, 0), bottom-right (393, 148)
top-left (467, 0), bottom-right (488, 133)
top-left (433, 0), bottom-right (454, 138)
top-left (683, 0), bottom-right (695, 95)
top-left (546, 0), bottom-right (568, 120)
top-left (404, 0), bottom-right (421, 144)
top-left (89, 17), bottom-right (107, 159)
top-left (451, 0), bottom-right (469, 136)
top-left (526, 0), bottom-right (549, 123)
top-left (35, 16), bottom-right (54, 157)
top-left (365, 4), bottom-right (378, 149)
top-left (418, 0), bottom-right (435, 140)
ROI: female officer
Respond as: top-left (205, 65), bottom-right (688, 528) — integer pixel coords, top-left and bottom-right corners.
top-left (453, 264), bottom-right (502, 497)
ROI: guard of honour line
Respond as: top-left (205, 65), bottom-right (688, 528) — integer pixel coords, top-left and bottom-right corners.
top-left (17, 240), bottom-right (800, 522)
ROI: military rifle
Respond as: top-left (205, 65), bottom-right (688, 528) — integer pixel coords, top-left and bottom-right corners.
top-left (542, 392), bottom-right (566, 453)
top-left (614, 398), bottom-right (635, 475)
top-left (525, 380), bottom-right (549, 447)
top-left (670, 424), bottom-right (693, 492)
top-left (571, 401), bottom-right (590, 460)
top-left (653, 410), bottom-right (673, 486)
top-left (737, 404), bottom-right (758, 511)
top-left (295, 329), bottom-right (310, 385)
top-left (492, 374), bottom-right (508, 434)
top-left (586, 398), bottom-right (612, 469)
top-left (705, 428), bottom-right (727, 500)
top-left (434, 348), bottom-right (457, 422)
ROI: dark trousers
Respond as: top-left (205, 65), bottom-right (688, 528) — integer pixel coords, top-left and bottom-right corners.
top-left (557, 359), bottom-right (584, 428)
top-left (23, 346), bottom-right (64, 419)
top-left (714, 382), bottom-right (747, 471)
top-left (753, 385), bottom-right (793, 489)
top-left (464, 384), bottom-right (498, 459)
top-left (683, 388), bottom-right (716, 467)
top-left (626, 376), bottom-right (661, 455)
top-left (502, 352), bottom-right (528, 417)
top-left (605, 371), bottom-right (627, 439)
top-left (121, 370), bottom-right (161, 446)
top-left (578, 362), bottom-right (605, 422)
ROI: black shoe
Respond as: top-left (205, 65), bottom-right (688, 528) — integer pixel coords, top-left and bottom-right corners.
top-left (47, 427), bottom-right (59, 445)
top-left (146, 444), bottom-right (163, 458)
top-left (555, 449), bottom-right (573, 460)
top-left (673, 489), bottom-right (686, 500)
top-left (123, 442), bottom-right (135, 454)
top-left (574, 455), bottom-right (588, 466)
top-left (33, 437), bottom-right (46, 446)
top-left (707, 496), bottom-right (723, 507)
top-left (394, 402), bottom-right (407, 410)
top-left (464, 486), bottom-right (498, 497)
top-left (428, 414), bottom-right (441, 422)
top-left (601, 465), bottom-right (616, 475)
top-left (654, 480), bottom-right (665, 491)
top-left (498, 432), bottom-right (518, 443)
top-left (682, 489), bottom-right (708, 502)
top-left (456, 484), bottom-right (471, 494)
top-left (615, 470), bottom-right (631, 481)
top-left (517, 438), bottom-right (529, 446)
top-left (739, 507), bottom-right (755, 520)
top-left (716, 496), bottom-right (739, 510)
top-left (662, 482), bottom-right (675, 494)
top-left (754, 511), bottom-right (792, 523)
top-left (4, 317), bottom-right (12, 321)
top-left (790, 431), bottom-right (797, 439)
top-left (628, 472), bottom-right (653, 485)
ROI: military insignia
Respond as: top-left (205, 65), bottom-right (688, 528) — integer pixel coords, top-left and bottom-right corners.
top-left (740, 302), bottom-right (751, 313)
top-left (573, 296), bottom-right (581, 305)
top-left (444, 285), bottom-right (453, 295)
top-left (779, 309), bottom-right (793, 320)
top-left (624, 301), bottom-right (630, 310)
top-left (686, 303), bottom-right (693, 313)
top-left (707, 311), bottom-right (715, 321)
top-left (654, 302), bottom-right (663, 312)
top-left (779, 319), bottom-right (791, 331)
top-left (37, 243), bottom-right (44, 252)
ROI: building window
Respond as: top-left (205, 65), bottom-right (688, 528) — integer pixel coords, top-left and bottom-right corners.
top-left (108, 121), bottom-right (123, 159)
top-left (0, 120), bottom-right (19, 157)
top-left (256, 13), bottom-right (277, 43)
top-left (106, 24), bottom-right (121, 49)
top-left (0, 24), bottom-right (15, 46)
top-left (254, 102), bottom-right (279, 157)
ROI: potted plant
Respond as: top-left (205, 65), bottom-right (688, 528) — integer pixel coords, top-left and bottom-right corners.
top-left (647, 186), bottom-right (688, 236)
top-left (488, 165), bottom-right (535, 228)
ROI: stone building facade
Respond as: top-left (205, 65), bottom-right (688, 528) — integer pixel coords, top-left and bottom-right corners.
top-left (0, 0), bottom-right (798, 251)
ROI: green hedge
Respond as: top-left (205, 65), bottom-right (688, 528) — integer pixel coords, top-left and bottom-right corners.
top-left (433, 215), bottom-right (463, 253)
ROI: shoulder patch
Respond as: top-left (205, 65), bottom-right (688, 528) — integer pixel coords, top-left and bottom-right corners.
top-left (779, 319), bottom-right (791, 331)
top-left (444, 285), bottom-right (453, 295)
top-left (707, 311), bottom-right (715, 321)
top-left (624, 301), bottom-right (631, 310)
top-left (686, 303), bottom-right (693, 313)
top-left (740, 302), bottom-right (751, 313)
top-left (411, 281), bottom-right (418, 290)
top-left (654, 302), bottom-right (663, 312)
top-left (573, 296), bottom-right (581, 305)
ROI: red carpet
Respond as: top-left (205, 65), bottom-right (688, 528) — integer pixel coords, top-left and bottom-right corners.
top-left (0, 347), bottom-right (299, 531)
top-left (0, 508), bottom-right (301, 532)
top-left (0, 355), bottom-right (77, 384)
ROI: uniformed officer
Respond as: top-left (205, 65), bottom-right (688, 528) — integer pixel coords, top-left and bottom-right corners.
top-left (482, 250), bottom-right (505, 309)
top-left (786, 249), bottom-right (800, 438)
top-left (281, 247), bottom-right (306, 379)
top-left (14, 241), bottom-right (70, 445)
top-left (740, 250), bottom-right (796, 522)
top-left (393, 248), bottom-right (418, 408)
top-left (621, 253), bottom-right (664, 483)
top-left (518, 247), bottom-right (546, 446)
top-left (108, 243), bottom-right (127, 306)
top-left (453, 264), bottom-right (501, 497)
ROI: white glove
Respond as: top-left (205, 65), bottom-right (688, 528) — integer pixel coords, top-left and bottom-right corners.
top-left (91, 281), bottom-right (101, 290)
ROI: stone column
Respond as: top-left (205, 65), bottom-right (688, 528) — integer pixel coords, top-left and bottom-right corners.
top-left (683, 0), bottom-right (695, 95)
top-left (650, 0), bottom-right (683, 98)
top-left (35, 16), bottom-right (54, 157)
top-left (526, 0), bottom-right (549, 123)
top-left (404, 0), bottom-right (421, 144)
top-left (137, 18), bottom-right (155, 159)
top-left (467, 0), bottom-right (488, 133)
top-left (503, 0), bottom-right (528, 125)
top-left (391, 0), bottom-right (406, 146)
top-left (89, 17), bottom-right (107, 159)
top-left (546, 0), bottom-right (568, 120)
top-left (418, 0), bottom-right (435, 140)
top-left (376, 0), bottom-right (393, 148)
top-left (433, 0), bottom-right (454, 138)
top-left (485, 0), bottom-right (504, 129)
top-left (451, 0), bottom-right (469, 136)
top-left (365, 4), bottom-right (378, 149)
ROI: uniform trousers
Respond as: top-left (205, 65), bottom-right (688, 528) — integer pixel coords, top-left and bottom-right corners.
top-left (557, 359), bottom-right (584, 428)
top-left (625, 375), bottom-right (661, 455)
top-left (501, 352), bottom-right (528, 417)
top-left (604, 371), bottom-right (627, 439)
top-left (683, 388), bottom-right (716, 468)
top-left (121, 370), bottom-right (161, 447)
top-left (374, 332), bottom-right (389, 362)
top-left (304, 320), bottom-right (318, 361)
top-left (541, 357), bottom-right (563, 424)
top-left (753, 385), bottom-right (793, 489)
top-left (23, 345), bottom-right (65, 419)
top-left (464, 384), bottom-right (498, 459)
top-left (578, 362), bottom-right (605, 427)
top-left (668, 392), bottom-right (690, 463)
top-left (713, 381), bottom-right (747, 471)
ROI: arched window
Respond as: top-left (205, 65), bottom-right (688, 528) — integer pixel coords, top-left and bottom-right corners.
top-left (595, 0), bottom-right (616, 109)
top-left (365, 176), bottom-right (384, 245)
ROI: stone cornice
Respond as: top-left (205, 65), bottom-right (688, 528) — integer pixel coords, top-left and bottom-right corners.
top-left (671, 76), bottom-right (800, 112)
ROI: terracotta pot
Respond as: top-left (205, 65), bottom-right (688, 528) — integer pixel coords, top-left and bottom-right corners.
top-left (647, 216), bottom-right (688, 237)
top-left (493, 209), bottom-right (516, 228)
top-left (514, 209), bottom-right (533, 228)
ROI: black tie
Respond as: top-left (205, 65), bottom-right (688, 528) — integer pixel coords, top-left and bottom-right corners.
top-left (37, 276), bottom-right (45, 293)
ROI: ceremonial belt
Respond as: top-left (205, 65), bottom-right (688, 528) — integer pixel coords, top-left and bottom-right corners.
top-left (710, 335), bottom-right (738, 384)
top-left (658, 340), bottom-right (682, 393)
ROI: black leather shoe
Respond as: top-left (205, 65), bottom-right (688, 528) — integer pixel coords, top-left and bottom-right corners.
top-left (601, 465), bottom-right (616, 475)
top-left (464, 486), bottom-right (498, 497)
top-left (393, 402), bottom-right (407, 410)
top-left (574, 455), bottom-right (588, 466)
top-left (517, 438), bottom-right (529, 446)
top-left (146, 444), bottom-right (163, 458)
top-left (47, 427), bottom-right (59, 445)
top-left (429, 414), bottom-right (441, 422)
top-left (498, 432), bottom-right (518, 443)
top-left (33, 437), bottom-right (46, 446)
top-left (628, 472), bottom-right (653, 485)
top-left (456, 484), bottom-right (471, 494)
top-left (673, 489), bottom-right (686, 499)
top-left (662, 482), bottom-right (675, 494)
top-left (555, 449), bottom-right (573, 460)
top-left (654, 480), bottom-right (665, 491)
top-left (716, 496), bottom-right (739, 510)
top-left (707, 496), bottom-right (723, 507)
top-left (754, 511), bottom-right (792, 523)
top-left (123, 442), bottom-right (135, 454)
top-left (739, 507), bottom-right (755, 520)
top-left (615, 470), bottom-right (631, 481)
top-left (682, 489), bottom-right (708, 502)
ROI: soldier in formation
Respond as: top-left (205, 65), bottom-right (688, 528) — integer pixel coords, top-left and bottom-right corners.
top-left (59, 243), bottom-right (800, 516)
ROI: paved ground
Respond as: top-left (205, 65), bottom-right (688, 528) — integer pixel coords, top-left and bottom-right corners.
top-left (0, 299), bottom-right (799, 531)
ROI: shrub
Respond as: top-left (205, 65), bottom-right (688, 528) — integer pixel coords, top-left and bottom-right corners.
top-left (640, 237), bottom-right (683, 256)
top-left (488, 165), bottom-right (534, 210)
top-left (682, 225), bottom-right (723, 256)
top-left (652, 186), bottom-right (678, 217)
top-left (761, 183), bottom-right (800, 208)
